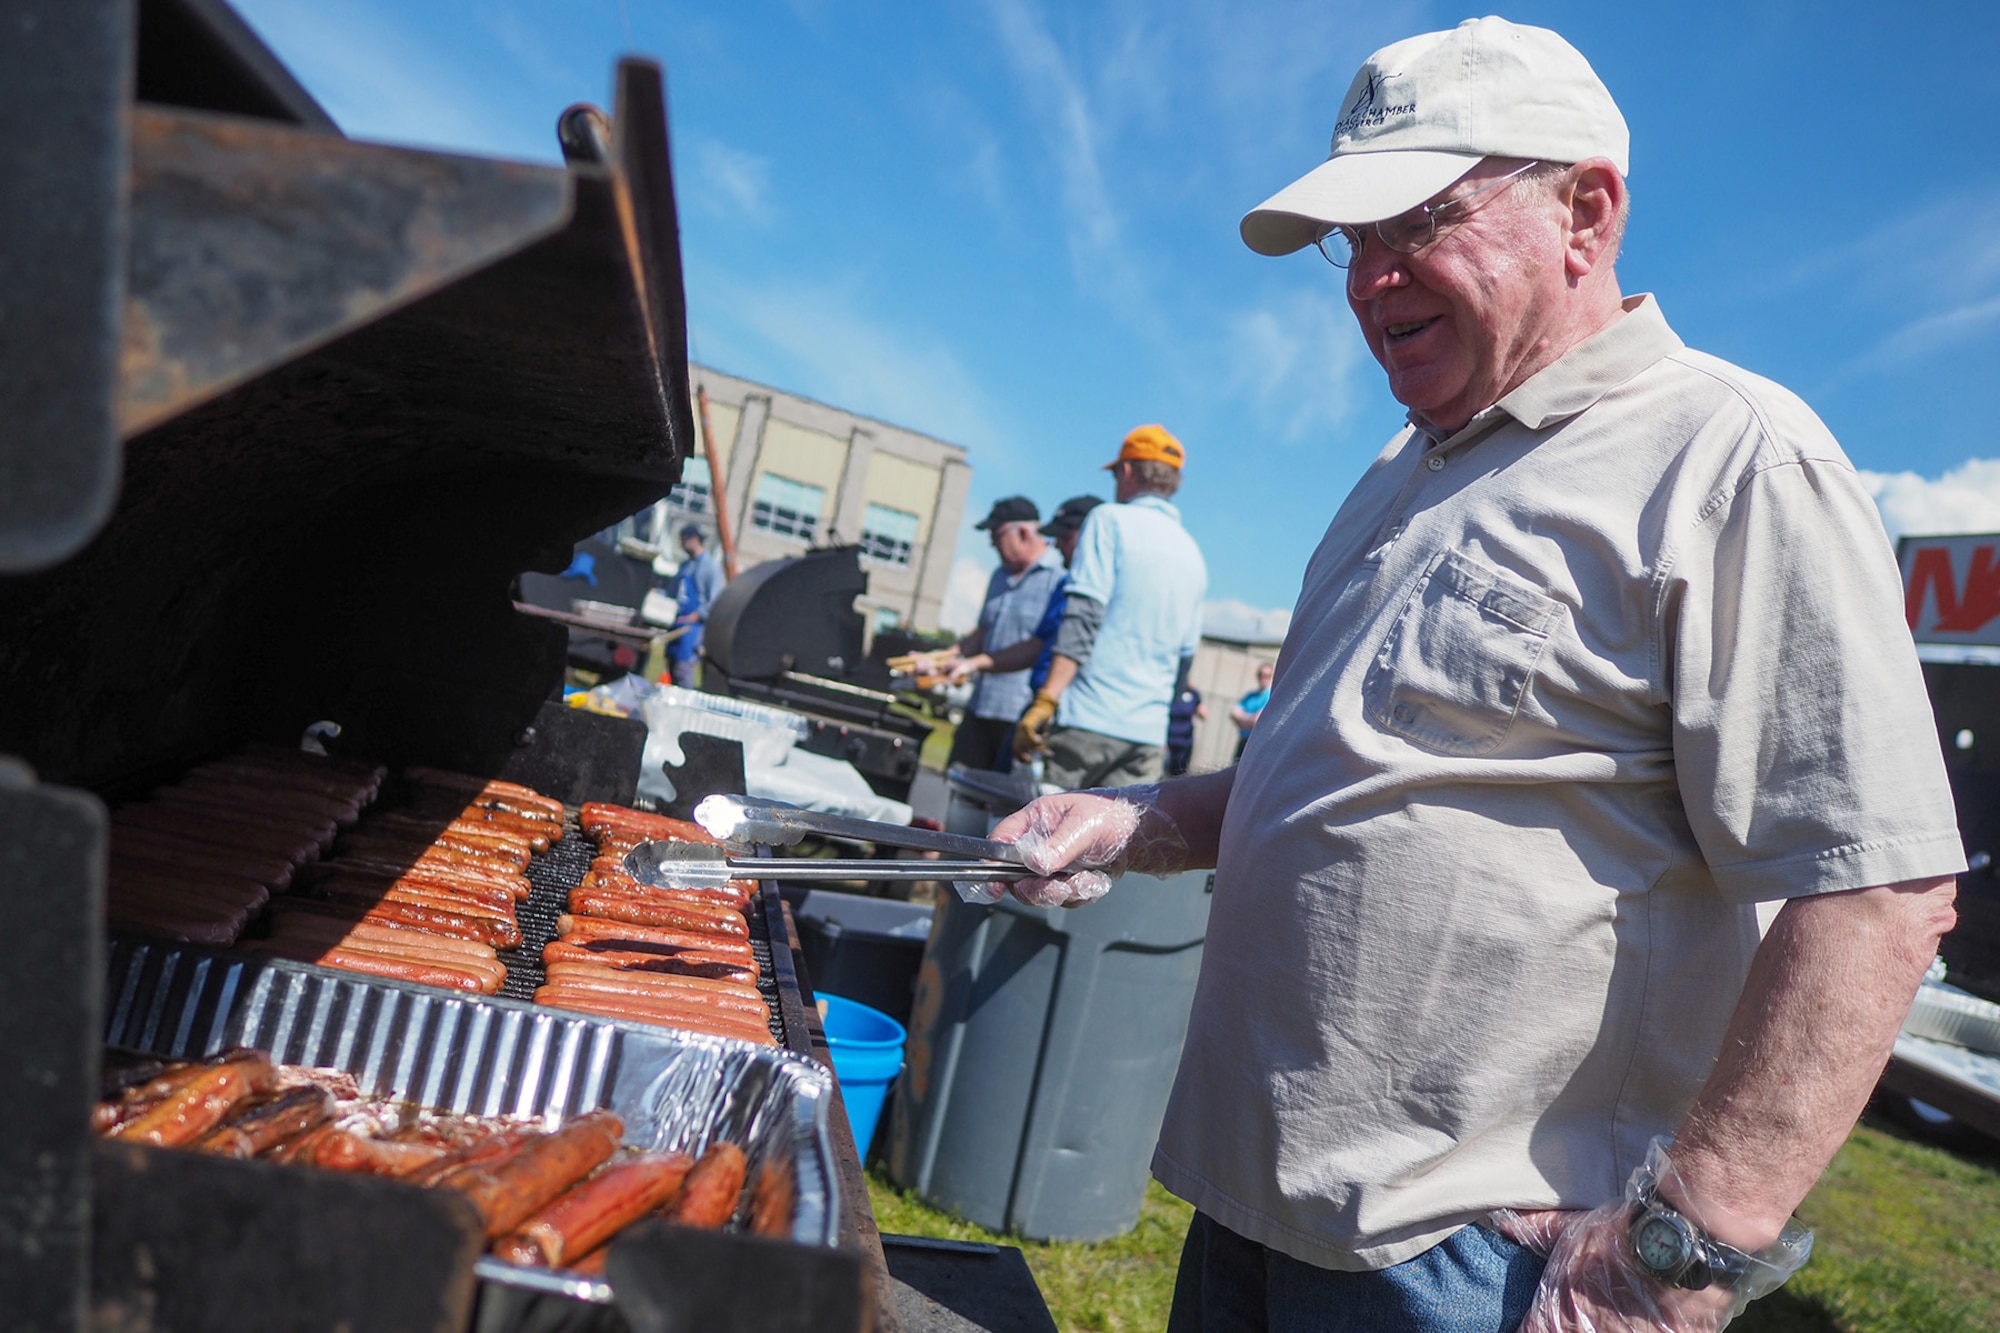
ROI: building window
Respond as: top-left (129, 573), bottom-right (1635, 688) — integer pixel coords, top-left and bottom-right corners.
top-left (860, 503), bottom-right (920, 566)
top-left (669, 456), bottom-right (711, 516)
top-left (873, 606), bottom-right (902, 634)
top-left (750, 473), bottom-right (823, 542)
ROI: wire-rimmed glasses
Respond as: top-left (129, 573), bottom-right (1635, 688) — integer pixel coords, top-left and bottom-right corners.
top-left (1313, 160), bottom-right (1544, 268)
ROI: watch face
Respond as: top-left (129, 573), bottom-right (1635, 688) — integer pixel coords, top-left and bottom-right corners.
top-left (1635, 1213), bottom-right (1692, 1273)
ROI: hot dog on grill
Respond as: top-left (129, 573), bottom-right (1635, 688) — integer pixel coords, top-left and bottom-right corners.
top-left (566, 888), bottom-right (748, 939)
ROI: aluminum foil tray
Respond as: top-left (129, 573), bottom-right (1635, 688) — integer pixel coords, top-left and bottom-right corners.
top-left (103, 935), bottom-right (840, 1302)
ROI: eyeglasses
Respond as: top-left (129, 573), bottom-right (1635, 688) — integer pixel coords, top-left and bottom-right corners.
top-left (1313, 160), bottom-right (1543, 269)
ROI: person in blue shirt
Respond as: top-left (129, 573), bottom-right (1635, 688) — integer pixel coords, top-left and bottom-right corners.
top-left (947, 495), bottom-right (1103, 770)
top-left (667, 524), bottom-right (725, 689)
top-left (1013, 427), bottom-right (1208, 789)
top-left (1167, 686), bottom-right (1206, 776)
top-left (1229, 660), bottom-right (1275, 761)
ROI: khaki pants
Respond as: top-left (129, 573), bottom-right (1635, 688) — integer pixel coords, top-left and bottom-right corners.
top-left (1042, 725), bottom-right (1163, 790)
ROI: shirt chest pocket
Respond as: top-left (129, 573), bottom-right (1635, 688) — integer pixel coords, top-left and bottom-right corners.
top-left (1362, 549), bottom-right (1562, 756)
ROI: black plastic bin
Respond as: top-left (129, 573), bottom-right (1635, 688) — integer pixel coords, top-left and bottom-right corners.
top-left (792, 890), bottom-right (934, 1029)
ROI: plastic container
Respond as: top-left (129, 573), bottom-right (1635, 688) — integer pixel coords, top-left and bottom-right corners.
top-left (887, 773), bottom-right (1212, 1241)
top-left (794, 891), bottom-right (933, 1028)
top-left (642, 685), bottom-right (804, 769)
top-left (820, 994), bottom-right (907, 1158)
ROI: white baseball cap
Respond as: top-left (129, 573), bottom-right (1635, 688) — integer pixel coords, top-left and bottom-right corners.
top-left (1240, 16), bottom-right (1630, 256)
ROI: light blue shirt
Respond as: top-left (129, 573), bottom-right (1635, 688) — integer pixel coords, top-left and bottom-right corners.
top-left (969, 546), bottom-right (1066, 721)
top-left (1058, 493), bottom-right (1207, 745)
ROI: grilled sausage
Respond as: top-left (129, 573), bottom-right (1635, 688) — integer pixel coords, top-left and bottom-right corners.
top-left (540, 959), bottom-right (767, 1013)
top-left (489, 1152), bottom-right (696, 1268)
top-left (306, 1130), bottom-right (450, 1176)
top-left (543, 940), bottom-right (757, 984)
top-left (111, 1051), bottom-right (277, 1147)
top-left (579, 803), bottom-right (717, 844)
top-left (240, 939), bottom-right (500, 993)
top-left (749, 1159), bottom-right (797, 1237)
top-left (448, 1110), bottom-right (624, 1237)
top-left (558, 913), bottom-right (752, 954)
top-left (566, 888), bottom-right (748, 939)
top-left (533, 969), bottom-right (769, 1023)
top-left (193, 1084), bottom-right (333, 1158)
top-left (532, 988), bottom-right (776, 1046)
top-left (269, 896), bottom-right (517, 948)
top-left (664, 1142), bottom-right (748, 1228)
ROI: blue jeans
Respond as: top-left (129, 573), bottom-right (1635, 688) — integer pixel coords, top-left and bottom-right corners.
top-left (1167, 1210), bottom-right (1545, 1333)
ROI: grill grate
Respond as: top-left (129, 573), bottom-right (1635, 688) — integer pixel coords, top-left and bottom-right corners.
top-left (499, 815), bottom-right (786, 1044)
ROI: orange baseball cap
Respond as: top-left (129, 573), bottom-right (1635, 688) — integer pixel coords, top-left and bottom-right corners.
top-left (1105, 424), bottom-right (1185, 471)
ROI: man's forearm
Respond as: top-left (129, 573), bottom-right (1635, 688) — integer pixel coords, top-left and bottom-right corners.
top-left (1148, 767), bottom-right (1236, 870)
top-left (1040, 653), bottom-right (1080, 698)
top-left (981, 636), bottom-right (1045, 675)
top-left (1668, 875), bottom-right (1958, 1248)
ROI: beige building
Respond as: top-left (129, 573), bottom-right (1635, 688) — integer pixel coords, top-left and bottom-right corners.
top-left (649, 364), bottom-right (973, 634)
top-left (1185, 632), bottom-right (1284, 775)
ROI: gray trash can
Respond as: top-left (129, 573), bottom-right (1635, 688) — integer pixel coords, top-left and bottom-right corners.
top-left (886, 772), bottom-right (1212, 1241)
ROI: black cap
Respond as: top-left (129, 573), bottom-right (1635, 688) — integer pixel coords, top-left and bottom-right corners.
top-left (1040, 494), bottom-right (1103, 537)
top-left (679, 523), bottom-right (704, 541)
top-left (974, 495), bottom-right (1040, 530)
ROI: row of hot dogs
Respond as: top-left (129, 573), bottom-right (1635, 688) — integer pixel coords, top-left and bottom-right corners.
top-left (109, 748), bottom-right (787, 1048)
top-left (531, 804), bottom-right (776, 1046)
top-left (97, 1048), bottom-right (794, 1272)
top-left (239, 769), bottom-right (568, 994)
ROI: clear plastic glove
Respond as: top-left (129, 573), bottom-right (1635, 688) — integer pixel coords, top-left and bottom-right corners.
top-left (953, 786), bottom-right (1188, 909)
top-left (1496, 1140), bottom-right (1812, 1333)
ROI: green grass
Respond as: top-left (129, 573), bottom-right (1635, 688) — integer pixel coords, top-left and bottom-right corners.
top-left (869, 1170), bottom-right (1192, 1332)
top-left (871, 1115), bottom-right (2000, 1333)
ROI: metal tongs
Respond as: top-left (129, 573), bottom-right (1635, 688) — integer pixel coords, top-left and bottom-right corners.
top-left (620, 795), bottom-right (1030, 889)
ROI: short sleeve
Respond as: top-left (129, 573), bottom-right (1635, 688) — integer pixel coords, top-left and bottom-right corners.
top-left (1665, 457), bottom-right (1964, 901)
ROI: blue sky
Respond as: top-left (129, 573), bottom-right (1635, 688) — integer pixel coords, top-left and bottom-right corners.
top-left (232, 0), bottom-right (2000, 632)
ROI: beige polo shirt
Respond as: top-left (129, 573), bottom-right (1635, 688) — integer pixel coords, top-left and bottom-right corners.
top-left (1152, 296), bottom-right (1964, 1271)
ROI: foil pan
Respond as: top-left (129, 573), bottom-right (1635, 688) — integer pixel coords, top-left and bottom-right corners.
top-left (103, 936), bottom-right (840, 1304)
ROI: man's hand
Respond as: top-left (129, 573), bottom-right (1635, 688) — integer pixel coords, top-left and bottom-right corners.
top-left (1509, 1202), bottom-right (1735, 1333)
top-left (979, 787), bottom-right (1186, 908)
top-left (1013, 691), bottom-right (1060, 762)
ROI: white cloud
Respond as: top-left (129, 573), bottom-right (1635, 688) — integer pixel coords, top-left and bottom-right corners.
top-left (1221, 286), bottom-right (1372, 443)
top-left (689, 139), bottom-right (776, 228)
top-left (978, 0), bottom-right (1156, 325)
top-left (940, 556), bottom-right (992, 634)
top-left (689, 268), bottom-right (1011, 456)
top-left (1202, 598), bottom-right (1291, 645)
top-left (1861, 459), bottom-right (2000, 542)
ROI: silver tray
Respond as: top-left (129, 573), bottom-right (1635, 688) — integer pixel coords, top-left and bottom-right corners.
top-left (103, 936), bottom-right (840, 1304)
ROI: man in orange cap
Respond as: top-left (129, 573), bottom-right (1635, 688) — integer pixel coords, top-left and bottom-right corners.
top-left (1012, 426), bottom-right (1207, 788)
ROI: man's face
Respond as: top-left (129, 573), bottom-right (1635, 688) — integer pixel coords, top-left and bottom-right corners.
top-left (1345, 160), bottom-right (1568, 434)
top-left (1054, 528), bottom-right (1081, 566)
top-left (991, 521), bottom-right (1040, 572)
top-left (680, 533), bottom-right (702, 558)
top-left (1257, 663), bottom-right (1274, 689)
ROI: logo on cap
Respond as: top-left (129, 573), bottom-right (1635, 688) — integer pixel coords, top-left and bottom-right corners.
top-left (1333, 68), bottom-right (1414, 142)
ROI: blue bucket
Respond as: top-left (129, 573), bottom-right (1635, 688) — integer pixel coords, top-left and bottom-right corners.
top-left (820, 993), bottom-right (906, 1157)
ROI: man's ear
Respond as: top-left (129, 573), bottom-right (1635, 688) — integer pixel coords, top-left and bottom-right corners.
top-left (1564, 159), bottom-right (1626, 278)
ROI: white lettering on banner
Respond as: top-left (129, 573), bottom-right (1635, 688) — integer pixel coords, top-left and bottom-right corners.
top-left (1900, 533), bottom-right (2000, 644)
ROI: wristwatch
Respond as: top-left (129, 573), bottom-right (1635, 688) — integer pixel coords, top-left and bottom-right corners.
top-left (1627, 1184), bottom-right (1758, 1291)
top-left (1619, 1138), bottom-right (1815, 1305)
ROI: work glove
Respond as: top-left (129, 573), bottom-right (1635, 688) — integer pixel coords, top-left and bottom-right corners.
top-left (954, 785), bottom-right (1188, 908)
top-left (1011, 690), bottom-right (1061, 763)
top-left (1494, 1139), bottom-right (1812, 1333)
